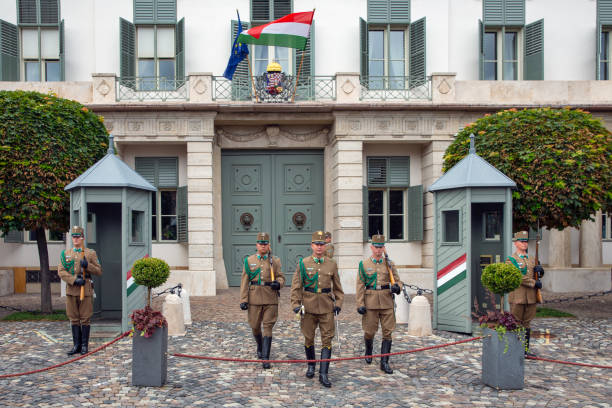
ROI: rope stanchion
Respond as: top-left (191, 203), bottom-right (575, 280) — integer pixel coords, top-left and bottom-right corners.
top-left (172, 336), bottom-right (484, 364)
top-left (0, 330), bottom-right (131, 379)
top-left (526, 355), bottom-right (612, 369)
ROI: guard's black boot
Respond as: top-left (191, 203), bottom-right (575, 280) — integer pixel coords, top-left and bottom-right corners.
top-left (305, 345), bottom-right (316, 378)
top-left (80, 325), bottom-right (90, 355)
top-left (318, 347), bottom-right (332, 387)
top-left (254, 333), bottom-right (263, 359)
top-left (262, 336), bottom-right (272, 369)
top-left (67, 325), bottom-right (82, 356)
top-left (525, 328), bottom-right (536, 357)
top-left (380, 339), bottom-right (393, 374)
top-left (364, 337), bottom-right (373, 364)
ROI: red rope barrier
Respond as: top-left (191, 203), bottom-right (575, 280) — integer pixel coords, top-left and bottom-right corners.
top-left (172, 336), bottom-right (484, 363)
top-left (526, 355), bottom-right (612, 369)
top-left (0, 331), bottom-right (131, 379)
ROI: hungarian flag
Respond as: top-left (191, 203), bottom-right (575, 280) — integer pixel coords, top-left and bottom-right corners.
top-left (238, 11), bottom-right (314, 50)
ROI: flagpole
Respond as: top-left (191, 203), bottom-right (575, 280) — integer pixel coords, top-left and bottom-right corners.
top-left (246, 52), bottom-right (259, 103)
top-left (291, 9), bottom-right (315, 103)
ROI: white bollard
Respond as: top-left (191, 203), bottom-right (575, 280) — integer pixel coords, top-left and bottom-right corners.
top-left (181, 288), bottom-right (192, 325)
top-left (407, 295), bottom-right (433, 336)
top-left (162, 293), bottom-right (186, 336)
top-left (395, 291), bottom-right (410, 324)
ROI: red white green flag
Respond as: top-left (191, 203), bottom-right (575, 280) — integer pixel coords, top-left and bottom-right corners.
top-left (238, 11), bottom-right (314, 50)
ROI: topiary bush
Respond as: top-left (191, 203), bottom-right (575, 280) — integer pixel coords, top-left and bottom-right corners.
top-left (481, 263), bottom-right (522, 312)
top-left (132, 257), bottom-right (170, 307)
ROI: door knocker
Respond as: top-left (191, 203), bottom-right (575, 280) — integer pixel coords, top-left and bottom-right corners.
top-left (240, 212), bottom-right (254, 230)
top-left (292, 211), bottom-right (306, 230)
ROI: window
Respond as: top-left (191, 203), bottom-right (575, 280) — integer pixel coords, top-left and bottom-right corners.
top-left (26, 229), bottom-right (65, 242)
top-left (603, 213), bottom-right (612, 240)
top-left (483, 210), bottom-right (501, 241)
top-left (483, 29), bottom-right (519, 80)
top-left (250, 0), bottom-right (293, 76)
top-left (136, 25), bottom-right (176, 89)
top-left (131, 210), bottom-right (145, 243)
top-left (597, 0), bottom-right (612, 79)
top-left (368, 28), bottom-right (406, 89)
top-left (253, 45), bottom-right (291, 75)
top-left (442, 210), bottom-right (460, 244)
top-left (600, 30), bottom-right (610, 80)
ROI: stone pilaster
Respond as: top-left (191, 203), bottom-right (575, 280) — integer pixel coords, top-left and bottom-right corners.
top-left (548, 228), bottom-right (572, 268)
top-left (331, 139), bottom-right (363, 294)
top-left (579, 211), bottom-right (602, 267)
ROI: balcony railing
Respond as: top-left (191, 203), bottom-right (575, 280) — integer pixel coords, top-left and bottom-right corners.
top-left (116, 76), bottom-right (189, 102)
top-left (360, 76), bottom-right (432, 101)
top-left (212, 75), bottom-right (336, 102)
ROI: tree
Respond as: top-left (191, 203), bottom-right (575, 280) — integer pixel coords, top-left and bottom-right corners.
top-left (443, 108), bottom-right (612, 231)
top-left (0, 91), bottom-right (108, 313)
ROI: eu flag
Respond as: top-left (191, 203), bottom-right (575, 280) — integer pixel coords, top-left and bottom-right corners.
top-left (223, 12), bottom-right (249, 80)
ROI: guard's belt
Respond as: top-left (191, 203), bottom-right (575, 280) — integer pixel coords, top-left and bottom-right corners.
top-left (304, 287), bottom-right (331, 293)
top-left (249, 281), bottom-right (272, 286)
top-left (366, 284), bottom-right (390, 290)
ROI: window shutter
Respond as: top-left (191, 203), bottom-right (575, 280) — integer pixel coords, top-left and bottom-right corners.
top-left (597, 22), bottom-right (602, 80)
top-left (407, 185), bottom-right (423, 241)
top-left (156, 0), bottom-right (176, 24)
top-left (478, 19), bottom-right (484, 80)
top-left (135, 157), bottom-right (157, 186)
top-left (158, 158), bottom-right (178, 187)
top-left (390, 0), bottom-right (410, 24)
top-left (368, 0), bottom-right (390, 23)
top-left (175, 17), bottom-right (185, 84)
top-left (59, 19), bottom-right (64, 80)
top-left (600, 0), bottom-right (612, 25)
top-left (40, 0), bottom-right (60, 25)
top-left (295, 20), bottom-right (314, 100)
top-left (367, 157), bottom-right (388, 186)
top-left (119, 17), bottom-right (135, 82)
top-left (360, 17), bottom-right (369, 78)
top-left (483, 0), bottom-right (503, 26)
top-left (524, 19), bottom-right (544, 80)
top-left (409, 17), bottom-right (426, 86)
top-left (363, 185), bottom-right (369, 241)
top-left (504, 0), bottom-right (524, 26)
top-left (0, 20), bottom-right (19, 81)
top-left (18, 0), bottom-right (38, 24)
top-left (388, 156), bottom-right (410, 186)
top-left (231, 19), bottom-right (251, 100)
top-left (273, 0), bottom-right (292, 19)
top-left (177, 185), bottom-right (188, 243)
top-left (134, 0), bottom-right (155, 24)
top-left (252, 0), bottom-right (270, 21)
top-left (4, 230), bottom-right (24, 243)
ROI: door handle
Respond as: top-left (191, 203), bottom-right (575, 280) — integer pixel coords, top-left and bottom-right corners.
top-left (278, 235), bottom-right (281, 243)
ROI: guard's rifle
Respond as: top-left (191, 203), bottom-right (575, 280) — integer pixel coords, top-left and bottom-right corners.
top-left (534, 223), bottom-right (543, 304)
top-left (78, 250), bottom-right (86, 301)
top-left (268, 247), bottom-right (279, 297)
top-left (333, 297), bottom-right (341, 353)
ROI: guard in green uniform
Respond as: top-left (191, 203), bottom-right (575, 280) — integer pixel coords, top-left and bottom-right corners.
top-left (324, 231), bottom-right (334, 259)
top-left (239, 232), bottom-right (285, 369)
top-left (57, 226), bottom-right (103, 355)
top-left (356, 234), bottom-right (402, 374)
top-left (506, 231), bottom-right (544, 356)
top-left (290, 230), bottom-right (344, 387)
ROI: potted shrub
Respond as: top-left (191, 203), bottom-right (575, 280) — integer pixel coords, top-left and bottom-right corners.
top-left (130, 257), bottom-right (170, 387)
top-left (478, 262), bottom-right (526, 390)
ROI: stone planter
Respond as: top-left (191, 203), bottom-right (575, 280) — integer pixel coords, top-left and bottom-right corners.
top-left (482, 327), bottom-right (524, 390)
top-left (132, 325), bottom-right (168, 386)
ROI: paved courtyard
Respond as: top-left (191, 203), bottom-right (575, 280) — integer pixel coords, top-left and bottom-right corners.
top-left (0, 289), bottom-right (610, 407)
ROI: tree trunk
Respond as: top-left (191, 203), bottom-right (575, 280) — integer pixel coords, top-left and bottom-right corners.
top-left (36, 227), bottom-right (53, 314)
top-left (148, 287), bottom-right (151, 307)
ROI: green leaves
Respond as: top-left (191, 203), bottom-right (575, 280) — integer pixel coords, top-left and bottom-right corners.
top-left (481, 263), bottom-right (522, 295)
top-left (131, 257), bottom-right (170, 289)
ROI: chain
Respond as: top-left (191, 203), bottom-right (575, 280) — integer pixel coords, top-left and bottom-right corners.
top-left (402, 284), bottom-right (433, 303)
top-left (543, 290), bottom-right (611, 305)
top-left (0, 305), bottom-right (29, 312)
top-left (152, 283), bottom-right (183, 298)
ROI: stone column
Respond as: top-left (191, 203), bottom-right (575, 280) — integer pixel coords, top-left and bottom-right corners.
top-left (548, 228), bottom-right (572, 268)
top-left (187, 138), bottom-right (215, 296)
top-left (331, 139), bottom-right (363, 294)
top-left (579, 211), bottom-right (602, 267)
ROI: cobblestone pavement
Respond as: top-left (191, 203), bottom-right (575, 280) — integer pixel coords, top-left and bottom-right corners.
top-left (0, 289), bottom-right (611, 407)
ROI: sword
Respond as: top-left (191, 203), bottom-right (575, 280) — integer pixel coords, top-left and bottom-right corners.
top-left (334, 302), bottom-right (341, 353)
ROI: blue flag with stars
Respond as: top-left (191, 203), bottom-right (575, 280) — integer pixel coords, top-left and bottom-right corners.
top-left (223, 11), bottom-right (249, 80)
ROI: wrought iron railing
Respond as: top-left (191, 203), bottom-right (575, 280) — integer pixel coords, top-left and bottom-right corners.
top-left (360, 76), bottom-right (432, 101)
top-left (116, 77), bottom-right (189, 102)
top-left (212, 75), bottom-right (336, 102)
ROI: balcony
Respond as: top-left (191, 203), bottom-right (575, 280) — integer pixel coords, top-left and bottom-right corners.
top-left (116, 76), bottom-right (189, 102)
top-left (212, 75), bottom-right (336, 102)
top-left (360, 76), bottom-right (432, 101)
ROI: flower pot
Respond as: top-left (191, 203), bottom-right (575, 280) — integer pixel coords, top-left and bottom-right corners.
top-left (132, 325), bottom-right (168, 386)
top-left (482, 327), bottom-right (524, 390)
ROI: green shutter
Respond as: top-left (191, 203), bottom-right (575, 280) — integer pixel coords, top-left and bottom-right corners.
top-left (0, 19), bottom-right (19, 81)
top-left (483, 0), bottom-right (503, 26)
top-left (40, 0), bottom-right (60, 25)
top-left (504, 0), bottom-right (524, 26)
top-left (156, 0), bottom-right (176, 24)
top-left (175, 17), bottom-right (185, 84)
top-left (295, 20), bottom-right (314, 100)
top-left (158, 157), bottom-right (178, 187)
top-left (367, 157), bottom-right (387, 186)
top-left (231, 19), bottom-right (251, 101)
top-left (368, 0), bottom-right (390, 23)
top-left (389, 156), bottom-right (410, 186)
top-left (478, 19), bottom-right (484, 80)
top-left (119, 17), bottom-right (135, 82)
top-left (360, 17), bottom-right (369, 78)
top-left (135, 157), bottom-right (157, 186)
top-left (409, 17), bottom-right (426, 86)
top-left (600, 0), bottom-right (612, 25)
top-left (59, 19), bottom-right (64, 80)
top-left (3, 230), bottom-right (24, 243)
top-left (273, 0), bottom-right (292, 19)
top-left (363, 185), bottom-right (369, 242)
top-left (18, 0), bottom-right (38, 24)
top-left (252, 0), bottom-right (270, 21)
top-left (134, 0), bottom-right (155, 24)
top-left (524, 19), bottom-right (544, 80)
top-left (177, 185), bottom-right (188, 243)
top-left (407, 185), bottom-right (423, 241)
top-left (390, 0), bottom-right (410, 24)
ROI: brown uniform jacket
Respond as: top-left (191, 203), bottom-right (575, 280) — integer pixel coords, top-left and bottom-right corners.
top-left (325, 243), bottom-right (334, 259)
top-left (506, 251), bottom-right (537, 304)
top-left (290, 256), bottom-right (344, 314)
top-left (58, 247), bottom-right (102, 297)
top-left (356, 258), bottom-right (402, 310)
top-left (239, 254), bottom-right (285, 305)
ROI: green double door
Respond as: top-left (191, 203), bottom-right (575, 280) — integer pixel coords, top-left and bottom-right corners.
top-left (222, 151), bottom-right (324, 286)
